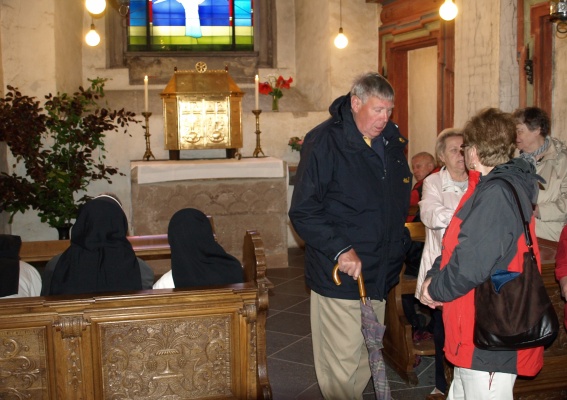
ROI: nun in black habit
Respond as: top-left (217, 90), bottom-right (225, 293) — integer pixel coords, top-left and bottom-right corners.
top-left (44, 195), bottom-right (146, 295)
top-left (153, 208), bottom-right (243, 289)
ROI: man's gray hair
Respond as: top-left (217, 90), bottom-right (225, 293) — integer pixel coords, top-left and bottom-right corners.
top-left (350, 72), bottom-right (394, 104)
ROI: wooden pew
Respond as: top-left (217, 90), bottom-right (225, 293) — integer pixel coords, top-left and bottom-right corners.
top-left (0, 230), bottom-right (273, 400)
top-left (513, 238), bottom-right (567, 399)
top-left (383, 222), bottom-right (434, 386)
top-left (19, 216), bottom-right (216, 278)
top-left (20, 234), bottom-right (171, 263)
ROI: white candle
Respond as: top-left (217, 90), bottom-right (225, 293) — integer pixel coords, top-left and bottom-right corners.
top-left (144, 75), bottom-right (149, 112)
top-left (255, 74), bottom-right (259, 110)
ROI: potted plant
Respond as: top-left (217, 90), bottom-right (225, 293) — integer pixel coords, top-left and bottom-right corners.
top-left (0, 78), bottom-right (139, 239)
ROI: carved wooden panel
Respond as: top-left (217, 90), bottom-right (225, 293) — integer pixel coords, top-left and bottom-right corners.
top-left (0, 327), bottom-right (49, 399)
top-left (98, 315), bottom-right (235, 399)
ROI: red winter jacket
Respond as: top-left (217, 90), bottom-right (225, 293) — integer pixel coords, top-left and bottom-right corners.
top-left (427, 160), bottom-right (544, 376)
top-left (554, 226), bottom-right (567, 330)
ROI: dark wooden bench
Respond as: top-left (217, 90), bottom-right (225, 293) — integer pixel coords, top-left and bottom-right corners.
top-left (383, 222), bottom-right (434, 385)
top-left (20, 234), bottom-right (171, 262)
top-left (512, 238), bottom-right (566, 399)
top-left (1, 229), bottom-right (273, 400)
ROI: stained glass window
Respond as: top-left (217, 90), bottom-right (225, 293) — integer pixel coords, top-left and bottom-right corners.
top-left (128, 0), bottom-right (253, 52)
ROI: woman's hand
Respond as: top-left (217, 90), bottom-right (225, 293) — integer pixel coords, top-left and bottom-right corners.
top-left (560, 276), bottom-right (567, 299)
top-left (337, 248), bottom-right (362, 280)
top-left (419, 277), bottom-right (444, 309)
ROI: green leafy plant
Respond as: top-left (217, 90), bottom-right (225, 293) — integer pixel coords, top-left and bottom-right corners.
top-left (0, 78), bottom-right (139, 228)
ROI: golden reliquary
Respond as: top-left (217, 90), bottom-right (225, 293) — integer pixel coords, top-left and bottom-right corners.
top-left (160, 63), bottom-right (244, 159)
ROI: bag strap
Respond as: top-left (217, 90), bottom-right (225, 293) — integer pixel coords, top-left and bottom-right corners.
top-left (493, 178), bottom-right (533, 250)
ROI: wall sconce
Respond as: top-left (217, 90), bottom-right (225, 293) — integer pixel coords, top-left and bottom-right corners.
top-left (550, 0), bottom-right (567, 35)
top-left (85, 23), bottom-right (101, 46)
top-left (524, 45), bottom-right (534, 85)
top-left (86, 0), bottom-right (106, 15)
top-left (334, 0), bottom-right (348, 49)
top-left (439, 0), bottom-right (458, 21)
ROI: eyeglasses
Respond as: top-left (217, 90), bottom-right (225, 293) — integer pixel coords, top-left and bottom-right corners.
top-left (459, 143), bottom-right (469, 155)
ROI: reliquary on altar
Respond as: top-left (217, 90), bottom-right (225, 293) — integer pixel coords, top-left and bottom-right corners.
top-left (160, 64), bottom-right (244, 159)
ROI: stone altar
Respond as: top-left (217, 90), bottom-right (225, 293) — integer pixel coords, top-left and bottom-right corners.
top-left (131, 157), bottom-right (288, 269)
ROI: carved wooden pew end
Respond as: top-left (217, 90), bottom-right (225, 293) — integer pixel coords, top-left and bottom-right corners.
top-left (1, 230), bottom-right (273, 400)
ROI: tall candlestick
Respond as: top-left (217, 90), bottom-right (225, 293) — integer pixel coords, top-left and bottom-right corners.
top-left (255, 74), bottom-right (259, 110)
top-left (144, 75), bottom-right (149, 112)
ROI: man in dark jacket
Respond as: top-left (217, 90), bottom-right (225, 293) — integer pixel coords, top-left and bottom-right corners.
top-left (289, 72), bottom-right (412, 399)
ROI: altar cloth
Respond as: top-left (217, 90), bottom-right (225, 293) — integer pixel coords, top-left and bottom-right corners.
top-left (131, 157), bottom-right (286, 184)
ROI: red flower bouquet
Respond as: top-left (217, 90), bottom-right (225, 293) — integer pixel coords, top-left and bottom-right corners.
top-left (288, 136), bottom-right (303, 152)
top-left (259, 75), bottom-right (293, 111)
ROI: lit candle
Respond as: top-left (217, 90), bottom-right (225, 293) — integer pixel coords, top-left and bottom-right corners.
top-left (144, 75), bottom-right (149, 112)
top-left (255, 74), bottom-right (259, 110)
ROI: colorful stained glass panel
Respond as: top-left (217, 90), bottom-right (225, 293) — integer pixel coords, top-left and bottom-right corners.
top-left (128, 0), bottom-right (253, 51)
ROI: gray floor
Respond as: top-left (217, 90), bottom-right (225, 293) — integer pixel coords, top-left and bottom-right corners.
top-left (266, 247), bottom-right (436, 400)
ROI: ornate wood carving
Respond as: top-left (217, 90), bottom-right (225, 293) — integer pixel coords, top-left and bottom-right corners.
top-left (242, 230), bottom-right (273, 399)
top-left (0, 327), bottom-right (48, 399)
top-left (54, 316), bottom-right (90, 397)
top-left (99, 316), bottom-right (234, 399)
top-left (54, 316), bottom-right (90, 339)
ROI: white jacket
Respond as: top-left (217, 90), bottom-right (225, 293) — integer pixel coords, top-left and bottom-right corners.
top-left (534, 137), bottom-right (567, 241)
top-left (153, 270), bottom-right (175, 289)
top-left (415, 167), bottom-right (468, 299)
top-left (1, 262), bottom-right (42, 298)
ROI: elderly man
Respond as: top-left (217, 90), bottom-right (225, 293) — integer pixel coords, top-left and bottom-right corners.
top-left (408, 151), bottom-right (437, 222)
top-left (289, 72), bottom-right (412, 399)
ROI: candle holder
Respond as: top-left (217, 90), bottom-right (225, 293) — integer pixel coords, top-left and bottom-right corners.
top-left (252, 109), bottom-right (265, 158)
top-left (141, 112), bottom-right (155, 161)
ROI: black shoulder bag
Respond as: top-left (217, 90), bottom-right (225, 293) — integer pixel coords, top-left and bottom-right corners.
top-left (473, 178), bottom-right (559, 350)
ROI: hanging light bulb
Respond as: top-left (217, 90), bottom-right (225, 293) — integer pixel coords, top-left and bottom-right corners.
top-left (334, 28), bottom-right (348, 49)
top-left (439, 0), bottom-right (458, 21)
top-left (85, 0), bottom-right (106, 15)
top-left (334, 0), bottom-right (348, 49)
top-left (85, 23), bottom-right (101, 46)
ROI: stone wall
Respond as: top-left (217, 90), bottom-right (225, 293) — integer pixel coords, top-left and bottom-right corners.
top-left (131, 173), bottom-right (289, 269)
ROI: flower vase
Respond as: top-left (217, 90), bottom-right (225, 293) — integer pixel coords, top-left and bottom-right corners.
top-left (55, 224), bottom-right (73, 240)
top-left (272, 95), bottom-right (279, 112)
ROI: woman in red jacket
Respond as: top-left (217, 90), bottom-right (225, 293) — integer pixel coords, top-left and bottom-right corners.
top-left (419, 108), bottom-right (544, 399)
top-left (555, 226), bottom-right (567, 330)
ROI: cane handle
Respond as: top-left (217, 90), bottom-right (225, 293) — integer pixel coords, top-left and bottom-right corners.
top-left (332, 264), bottom-right (367, 301)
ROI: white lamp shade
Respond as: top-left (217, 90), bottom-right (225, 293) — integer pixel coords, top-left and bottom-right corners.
top-left (439, 0), bottom-right (458, 21)
top-left (85, 25), bottom-right (101, 46)
top-left (86, 0), bottom-right (106, 15)
top-left (334, 29), bottom-right (348, 49)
